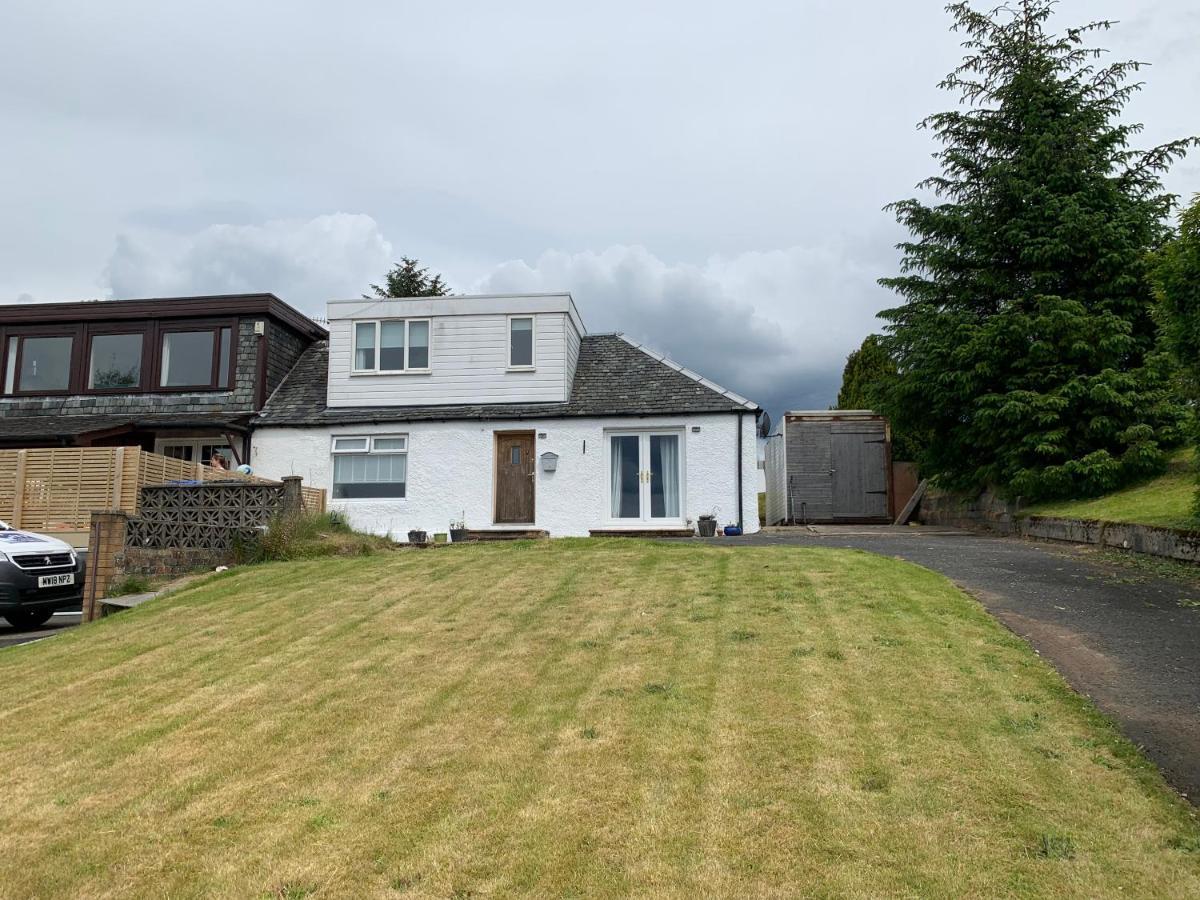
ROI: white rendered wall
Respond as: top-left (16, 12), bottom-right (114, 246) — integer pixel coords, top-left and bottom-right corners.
top-left (252, 412), bottom-right (760, 539)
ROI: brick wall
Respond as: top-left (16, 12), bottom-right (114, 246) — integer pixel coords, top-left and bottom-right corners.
top-left (81, 510), bottom-right (129, 622)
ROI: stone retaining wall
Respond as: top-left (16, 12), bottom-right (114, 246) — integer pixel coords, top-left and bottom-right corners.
top-left (117, 546), bottom-right (233, 577)
top-left (1018, 516), bottom-right (1200, 563)
top-left (918, 489), bottom-right (1200, 564)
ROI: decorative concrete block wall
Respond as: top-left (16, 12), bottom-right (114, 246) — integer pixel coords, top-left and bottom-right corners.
top-left (80, 476), bottom-right (307, 621)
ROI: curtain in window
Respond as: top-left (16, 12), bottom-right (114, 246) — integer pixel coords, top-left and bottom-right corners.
top-left (408, 321), bottom-right (429, 368)
top-left (333, 453), bottom-right (407, 498)
top-left (610, 438), bottom-right (623, 517)
top-left (650, 435), bottom-right (680, 518)
top-left (354, 322), bottom-right (376, 370)
top-left (380, 322), bottom-right (405, 370)
top-left (4, 337), bottom-right (17, 393)
top-left (217, 328), bottom-right (232, 388)
top-left (19, 336), bottom-right (73, 391)
top-left (160, 331), bottom-right (214, 387)
top-left (510, 317), bottom-right (533, 366)
top-left (610, 435), bottom-right (640, 518)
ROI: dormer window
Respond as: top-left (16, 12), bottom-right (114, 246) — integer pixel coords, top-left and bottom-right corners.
top-left (508, 316), bottom-right (534, 369)
top-left (352, 319), bottom-right (431, 374)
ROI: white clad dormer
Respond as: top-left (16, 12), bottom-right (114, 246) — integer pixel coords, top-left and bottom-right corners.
top-left (325, 293), bottom-right (585, 408)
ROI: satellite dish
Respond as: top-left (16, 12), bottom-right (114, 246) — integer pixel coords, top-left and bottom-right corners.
top-left (758, 411), bottom-right (773, 438)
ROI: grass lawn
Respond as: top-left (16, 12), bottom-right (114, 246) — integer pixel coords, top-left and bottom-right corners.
top-left (1, 540), bottom-right (1198, 898)
top-left (1022, 448), bottom-right (1198, 530)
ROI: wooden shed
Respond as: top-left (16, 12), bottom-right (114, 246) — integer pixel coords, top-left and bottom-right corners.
top-left (763, 410), bottom-right (892, 524)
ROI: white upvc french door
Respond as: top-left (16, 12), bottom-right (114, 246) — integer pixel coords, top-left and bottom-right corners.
top-left (607, 430), bottom-right (684, 523)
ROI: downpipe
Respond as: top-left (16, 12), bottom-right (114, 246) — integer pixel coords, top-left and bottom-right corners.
top-left (736, 411), bottom-right (744, 531)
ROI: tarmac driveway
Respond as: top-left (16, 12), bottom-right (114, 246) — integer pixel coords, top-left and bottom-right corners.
top-left (729, 526), bottom-right (1200, 802)
top-left (0, 611), bottom-right (81, 649)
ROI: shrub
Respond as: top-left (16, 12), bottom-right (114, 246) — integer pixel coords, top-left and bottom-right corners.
top-left (106, 574), bottom-right (153, 597)
top-left (234, 512), bottom-right (394, 564)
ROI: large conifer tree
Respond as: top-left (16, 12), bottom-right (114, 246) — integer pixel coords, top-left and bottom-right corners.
top-left (366, 257), bottom-right (449, 298)
top-left (879, 0), bottom-right (1194, 500)
top-left (836, 335), bottom-right (925, 461)
top-left (1151, 195), bottom-right (1200, 518)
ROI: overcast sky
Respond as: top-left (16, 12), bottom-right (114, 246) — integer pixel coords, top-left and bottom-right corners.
top-left (2, 1), bottom-right (1197, 418)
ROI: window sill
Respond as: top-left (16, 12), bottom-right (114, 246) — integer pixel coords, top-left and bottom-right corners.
top-left (597, 523), bottom-right (689, 530)
top-left (506, 366), bottom-right (536, 373)
top-left (349, 369), bottom-right (432, 377)
top-left (331, 496), bottom-right (409, 503)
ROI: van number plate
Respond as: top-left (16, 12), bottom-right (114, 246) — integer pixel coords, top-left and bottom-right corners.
top-left (38, 573), bottom-right (74, 588)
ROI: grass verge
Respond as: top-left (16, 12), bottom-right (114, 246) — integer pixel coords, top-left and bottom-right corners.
top-left (235, 511), bottom-right (396, 563)
top-left (1022, 448), bottom-right (1198, 530)
top-left (0, 539), bottom-right (1197, 897)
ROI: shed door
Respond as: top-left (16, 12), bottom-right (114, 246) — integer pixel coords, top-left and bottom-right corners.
top-left (495, 432), bottom-right (535, 524)
top-left (831, 425), bottom-right (888, 520)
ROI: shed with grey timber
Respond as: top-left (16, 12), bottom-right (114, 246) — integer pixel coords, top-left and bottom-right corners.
top-left (764, 410), bottom-right (892, 524)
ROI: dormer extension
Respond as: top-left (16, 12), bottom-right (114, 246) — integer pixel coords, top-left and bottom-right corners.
top-left (325, 293), bottom-right (585, 408)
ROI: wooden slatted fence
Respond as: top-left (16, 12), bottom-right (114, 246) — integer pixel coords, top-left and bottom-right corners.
top-left (0, 447), bottom-right (325, 531)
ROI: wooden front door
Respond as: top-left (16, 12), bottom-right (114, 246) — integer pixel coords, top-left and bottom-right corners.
top-left (495, 432), bottom-right (535, 524)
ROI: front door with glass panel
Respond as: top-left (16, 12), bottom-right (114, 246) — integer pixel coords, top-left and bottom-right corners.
top-left (608, 432), bottom-right (683, 523)
top-left (495, 432), bottom-right (536, 524)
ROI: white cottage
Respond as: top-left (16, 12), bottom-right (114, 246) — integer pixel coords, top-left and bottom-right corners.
top-left (251, 293), bottom-right (761, 539)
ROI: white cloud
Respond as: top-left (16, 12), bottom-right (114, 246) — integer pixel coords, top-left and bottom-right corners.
top-left (474, 243), bottom-right (892, 416)
top-left (99, 213), bottom-right (895, 415)
top-left (102, 214), bottom-right (393, 315)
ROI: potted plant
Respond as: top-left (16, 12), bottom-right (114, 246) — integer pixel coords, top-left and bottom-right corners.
top-left (697, 511), bottom-right (718, 537)
top-left (449, 514), bottom-right (469, 544)
top-left (407, 529), bottom-right (428, 545)
top-left (723, 523), bottom-right (743, 537)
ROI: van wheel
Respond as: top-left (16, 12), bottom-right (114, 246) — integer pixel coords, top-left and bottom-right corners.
top-left (4, 609), bottom-right (54, 630)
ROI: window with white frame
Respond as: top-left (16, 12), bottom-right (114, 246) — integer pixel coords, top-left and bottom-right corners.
top-left (508, 316), bottom-right (534, 369)
top-left (352, 320), bottom-right (430, 373)
top-left (332, 434), bottom-right (408, 499)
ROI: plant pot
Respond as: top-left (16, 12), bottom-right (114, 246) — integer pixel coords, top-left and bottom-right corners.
top-left (697, 517), bottom-right (717, 537)
top-left (407, 530), bottom-right (428, 545)
top-left (723, 525), bottom-right (743, 537)
top-left (450, 528), bottom-right (469, 543)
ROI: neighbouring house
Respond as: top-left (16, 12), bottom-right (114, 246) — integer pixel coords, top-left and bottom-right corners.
top-left (251, 293), bottom-right (761, 538)
top-left (0, 294), bottom-right (326, 464)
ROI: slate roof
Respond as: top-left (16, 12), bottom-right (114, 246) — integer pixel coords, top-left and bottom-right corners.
top-left (254, 334), bottom-right (758, 427)
top-left (0, 412), bottom-right (252, 442)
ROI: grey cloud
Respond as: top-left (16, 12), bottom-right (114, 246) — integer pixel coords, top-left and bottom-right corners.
top-left (102, 215), bottom-right (393, 312)
top-left (474, 242), bottom-right (894, 417)
top-left (2, 0), bottom-right (1196, 417)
